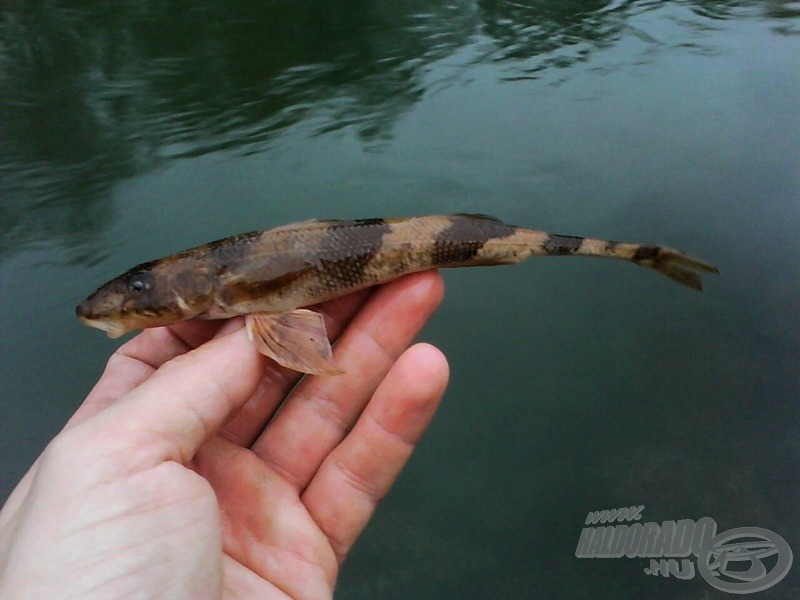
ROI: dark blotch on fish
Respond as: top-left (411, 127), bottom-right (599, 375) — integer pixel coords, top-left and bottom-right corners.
top-left (543, 234), bottom-right (584, 255)
top-left (432, 214), bottom-right (516, 265)
top-left (317, 218), bottom-right (392, 289)
top-left (632, 246), bottom-right (660, 262)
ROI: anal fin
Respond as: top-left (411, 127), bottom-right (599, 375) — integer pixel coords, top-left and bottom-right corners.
top-left (245, 309), bottom-right (344, 376)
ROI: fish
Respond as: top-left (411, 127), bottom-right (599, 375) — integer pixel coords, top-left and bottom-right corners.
top-left (76, 214), bottom-right (718, 375)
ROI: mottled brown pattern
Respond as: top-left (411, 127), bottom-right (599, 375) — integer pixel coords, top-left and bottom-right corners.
top-left (632, 245), bottom-right (660, 262)
top-left (77, 214), bottom-right (719, 340)
top-left (201, 231), bottom-right (265, 271)
top-left (315, 218), bottom-right (392, 293)
top-left (221, 269), bottom-right (311, 308)
top-left (544, 233), bottom-right (585, 255)
top-left (432, 214), bottom-right (517, 266)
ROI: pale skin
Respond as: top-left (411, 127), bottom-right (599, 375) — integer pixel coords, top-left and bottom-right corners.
top-left (0, 271), bottom-right (448, 600)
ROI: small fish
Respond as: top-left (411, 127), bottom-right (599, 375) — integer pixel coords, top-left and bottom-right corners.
top-left (77, 214), bottom-right (718, 375)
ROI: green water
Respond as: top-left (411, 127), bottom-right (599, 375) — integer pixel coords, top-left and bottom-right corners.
top-left (2, 1), bottom-right (798, 597)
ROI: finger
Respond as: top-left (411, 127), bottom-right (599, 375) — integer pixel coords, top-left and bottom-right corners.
top-left (6, 321), bottom-right (231, 521)
top-left (0, 457), bottom-right (42, 530)
top-left (67, 320), bottom-right (228, 428)
top-left (251, 270), bottom-right (444, 490)
top-left (302, 344), bottom-right (448, 563)
top-left (72, 326), bottom-right (265, 469)
top-left (219, 289), bottom-right (372, 447)
top-left (222, 555), bottom-right (301, 600)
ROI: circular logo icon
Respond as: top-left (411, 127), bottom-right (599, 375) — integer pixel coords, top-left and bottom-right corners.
top-left (697, 527), bottom-right (793, 594)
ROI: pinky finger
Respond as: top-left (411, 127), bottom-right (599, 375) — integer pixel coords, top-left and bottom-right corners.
top-left (301, 343), bottom-right (449, 564)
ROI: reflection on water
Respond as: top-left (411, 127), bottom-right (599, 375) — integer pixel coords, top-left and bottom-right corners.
top-left (1, 0), bottom-right (473, 261)
top-left (1, 0), bottom-right (794, 261)
top-left (475, 0), bottom-right (788, 78)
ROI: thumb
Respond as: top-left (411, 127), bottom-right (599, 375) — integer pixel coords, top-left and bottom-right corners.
top-left (74, 326), bottom-right (264, 469)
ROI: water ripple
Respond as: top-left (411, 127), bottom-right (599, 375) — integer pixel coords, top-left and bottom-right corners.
top-left (1, 0), bottom-right (795, 260)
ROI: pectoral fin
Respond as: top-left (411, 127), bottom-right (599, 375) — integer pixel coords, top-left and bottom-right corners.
top-left (245, 310), bottom-right (344, 376)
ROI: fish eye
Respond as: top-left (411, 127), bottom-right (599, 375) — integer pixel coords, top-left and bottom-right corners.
top-left (128, 275), bottom-right (147, 293)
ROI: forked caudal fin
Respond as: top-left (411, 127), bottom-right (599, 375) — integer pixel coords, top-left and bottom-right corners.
top-left (630, 245), bottom-right (719, 291)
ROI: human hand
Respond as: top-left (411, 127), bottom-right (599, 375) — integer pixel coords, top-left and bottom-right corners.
top-left (0, 271), bottom-right (448, 600)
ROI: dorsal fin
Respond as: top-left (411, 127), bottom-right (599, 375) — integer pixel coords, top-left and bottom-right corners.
top-left (452, 213), bottom-right (503, 221)
top-left (267, 217), bottom-right (388, 234)
top-left (267, 219), bottom-right (326, 233)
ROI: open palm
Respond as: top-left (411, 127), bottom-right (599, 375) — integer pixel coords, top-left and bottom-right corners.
top-left (0, 272), bottom-right (448, 600)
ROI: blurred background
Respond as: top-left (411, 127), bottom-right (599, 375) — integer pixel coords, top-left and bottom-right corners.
top-left (1, 1), bottom-right (798, 597)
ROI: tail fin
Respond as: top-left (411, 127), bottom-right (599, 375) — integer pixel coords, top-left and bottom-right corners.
top-left (630, 246), bottom-right (719, 291)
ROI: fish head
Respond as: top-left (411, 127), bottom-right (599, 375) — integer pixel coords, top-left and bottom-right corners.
top-left (76, 259), bottom-right (215, 338)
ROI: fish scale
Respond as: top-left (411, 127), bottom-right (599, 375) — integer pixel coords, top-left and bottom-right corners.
top-left (77, 214), bottom-right (718, 375)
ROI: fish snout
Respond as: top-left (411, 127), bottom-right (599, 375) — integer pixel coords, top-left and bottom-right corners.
top-left (75, 299), bottom-right (127, 338)
top-left (75, 299), bottom-right (93, 320)
top-left (76, 290), bottom-right (124, 330)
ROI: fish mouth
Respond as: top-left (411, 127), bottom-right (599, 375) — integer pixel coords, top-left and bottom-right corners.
top-left (77, 314), bottom-right (127, 339)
